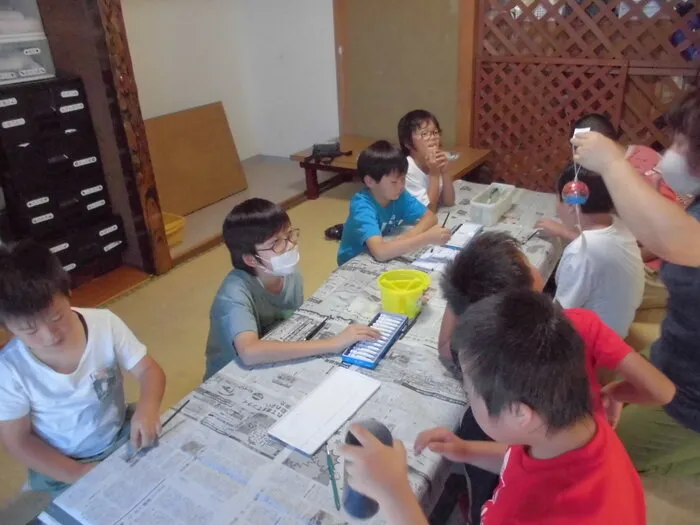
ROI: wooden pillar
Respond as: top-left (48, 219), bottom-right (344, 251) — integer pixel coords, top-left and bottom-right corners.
top-left (456, 0), bottom-right (480, 147)
top-left (96, 0), bottom-right (171, 274)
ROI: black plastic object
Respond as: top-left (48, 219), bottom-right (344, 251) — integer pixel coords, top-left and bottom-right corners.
top-left (342, 419), bottom-right (393, 519)
top-left (324, 223), bottom-right (343, 241)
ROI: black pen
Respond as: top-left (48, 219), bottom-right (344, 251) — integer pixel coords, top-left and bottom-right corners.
top-left (161, 399), bottom-right (190, 428)
top-left (441, 212), bottom-right (450, 228)
top-left (524, 228), bottom-right (542, 244)
top-left (305, 318), bottom-right (328, 340)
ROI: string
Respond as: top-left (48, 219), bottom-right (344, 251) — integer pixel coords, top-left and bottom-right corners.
top-left (571, 143), bottom-right (583, 233)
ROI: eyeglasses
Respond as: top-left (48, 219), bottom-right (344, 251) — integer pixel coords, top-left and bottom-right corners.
top-left (416, 130), bottom-right (442, 140)
top-left (258, 228), bottom-right (300, 254)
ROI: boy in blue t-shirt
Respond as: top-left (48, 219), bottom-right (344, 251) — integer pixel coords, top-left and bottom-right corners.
top-left (337, 140), bottom-right (450, 265)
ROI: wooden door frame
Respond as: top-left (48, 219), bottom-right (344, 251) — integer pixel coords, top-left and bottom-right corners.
top-left (332, 0), bottom-right (479, 146)
top-left (94, 0), bottom-right (172, 274)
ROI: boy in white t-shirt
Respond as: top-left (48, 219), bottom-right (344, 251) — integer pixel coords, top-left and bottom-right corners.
top-left (397, 109), bottom-right (456, 211)
top-left (0, 241), bottom-right (166, 496)
top-left (537, 164), bottom-right (644, 336)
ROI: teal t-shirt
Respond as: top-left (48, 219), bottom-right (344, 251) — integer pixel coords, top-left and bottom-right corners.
top-left (337, 189), bottom-right (427, 265)
top-left (204, 269), bottom-right (303, 379)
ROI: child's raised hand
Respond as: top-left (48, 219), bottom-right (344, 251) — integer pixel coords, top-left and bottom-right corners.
top-left (535, 218), bottom-right (574, 240)
top-left (331, 324), bottom-right (381, 352)
top-left (426, 150), bottom-right (448, 175)
top-left (130, 405), bottom-right (162, 450)
top-left (415, 427), bottom-right (471, 462)
top-left (339, 423), bottom-right (412, 506)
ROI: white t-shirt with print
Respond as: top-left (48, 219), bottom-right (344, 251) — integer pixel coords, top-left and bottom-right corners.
top-left (406, 156), bottom-right (442, 207)
top-left (0, 308), bottom-right (146, 458)
top-left (555, 218), bottom-right (644, 337)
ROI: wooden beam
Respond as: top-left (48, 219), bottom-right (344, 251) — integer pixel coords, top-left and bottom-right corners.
top-left (456, 0), bottom-right (479, 147)
top-left (97, 0), bottom-right (173, 275)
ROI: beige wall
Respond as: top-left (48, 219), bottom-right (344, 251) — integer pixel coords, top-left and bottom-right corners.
top-left (341, 0), bottom-right (460, 146)
top-left (122, 0), bottom-right (339, 159)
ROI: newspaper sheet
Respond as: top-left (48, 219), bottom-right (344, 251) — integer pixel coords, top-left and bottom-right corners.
top-left (42, 182), bottom-right (561, 525)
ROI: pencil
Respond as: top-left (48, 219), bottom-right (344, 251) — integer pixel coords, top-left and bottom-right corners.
top-left (305, 318), bottom-right (328, 340)
top-left (441, 212), bottom-right (450, 228)
top-left (524, 228), bottom-right (542, 244)
top-left (326, 443), bottom-right (341, 511)
top-left (161, 399), bottom-right (190, 428)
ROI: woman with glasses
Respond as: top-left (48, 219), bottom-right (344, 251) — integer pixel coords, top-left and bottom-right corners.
top-left (397, 109), bottom-right (456, 212)
top-left (204, 198), bottom-right (379, 379)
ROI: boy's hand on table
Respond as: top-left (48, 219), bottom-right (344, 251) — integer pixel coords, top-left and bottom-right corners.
top-left (424, 225), bottom-right (452, 246)
top-left (331, 325), bottom-right (381, 352)
top-left (130, 405), bottom-right (162, 449)
top-left (339, 423), bottom-right (413, 506)
top-left (415, 427), bottom-right (471, 462)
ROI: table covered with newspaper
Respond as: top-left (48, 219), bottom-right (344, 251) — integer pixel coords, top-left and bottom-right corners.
top-left (41, 181), bottom-right (561, 525)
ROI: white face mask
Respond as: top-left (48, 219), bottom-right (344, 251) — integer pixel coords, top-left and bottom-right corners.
top-left (258, 246), bottom-right (299, 277)
top-left (657, 150), bottom-right (700, 196)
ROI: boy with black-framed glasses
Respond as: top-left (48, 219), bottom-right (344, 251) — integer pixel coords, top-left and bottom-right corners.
top-left (204, 198), bottom-right (378, 379)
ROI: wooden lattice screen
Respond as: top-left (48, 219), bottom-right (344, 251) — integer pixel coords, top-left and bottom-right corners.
top-left (473, 0), bottom-right (700, 190)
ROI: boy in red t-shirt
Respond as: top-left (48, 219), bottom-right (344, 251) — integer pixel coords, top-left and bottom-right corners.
top-left (340, 291), bottom-right (646, 525)
top-left (436, 231), bottom-right (674, 524)
top-left (438, 231), bottom-right (674, 421)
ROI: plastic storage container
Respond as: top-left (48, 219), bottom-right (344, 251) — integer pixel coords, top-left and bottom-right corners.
top-left (470, 183), bottom-right (516, 227)
top-left (0, 35), bottom-right (54, 85)
top-left (377, 269), bottom-right (431, 319)
top-left (0, 1), bottom-right (44, 37)
top-left (163, 212), bottom-right (185, 247)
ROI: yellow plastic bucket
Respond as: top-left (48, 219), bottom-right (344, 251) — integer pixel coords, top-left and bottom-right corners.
top-left (377, 269), bottom-right (431, 318)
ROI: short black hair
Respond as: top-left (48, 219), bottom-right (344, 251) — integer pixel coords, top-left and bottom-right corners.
top-left (222, 198), bottom-right (290, 275)
top-left (556, 163), bottom-right (614, 214)
top-left (397, 109), bottom-right (442, 156)
top-left (441, 232), bottom-right (533, 316)
top-left (571, 113), bottom-right (618, 140)
top-left (0, 241), bottom-right (71, 323)
top-left (358, 140), bottom-right (408, 183)
top-left (453, 290), bottom-right (592, 431)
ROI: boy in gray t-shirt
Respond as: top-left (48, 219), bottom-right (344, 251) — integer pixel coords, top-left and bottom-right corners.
top-left (204, 198), bottom-right (378, 379)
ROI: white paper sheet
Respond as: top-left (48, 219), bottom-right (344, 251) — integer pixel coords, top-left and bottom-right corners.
top-left (267, 367), bottom-right (381, 455)
top-left (446, 221), bottom-right (483, 249)
top-left (412, 246), bottom-right (459, 272)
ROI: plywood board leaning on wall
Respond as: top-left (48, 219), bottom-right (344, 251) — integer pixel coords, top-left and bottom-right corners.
top-left (144, 102), bottom-right (247, 216)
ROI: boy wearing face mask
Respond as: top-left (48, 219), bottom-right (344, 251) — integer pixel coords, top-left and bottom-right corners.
top-left (204, 199), bottom-right (379, 379)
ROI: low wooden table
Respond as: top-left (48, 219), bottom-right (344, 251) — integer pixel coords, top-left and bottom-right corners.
top-left (290, 135), bottom-right (491, 199)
